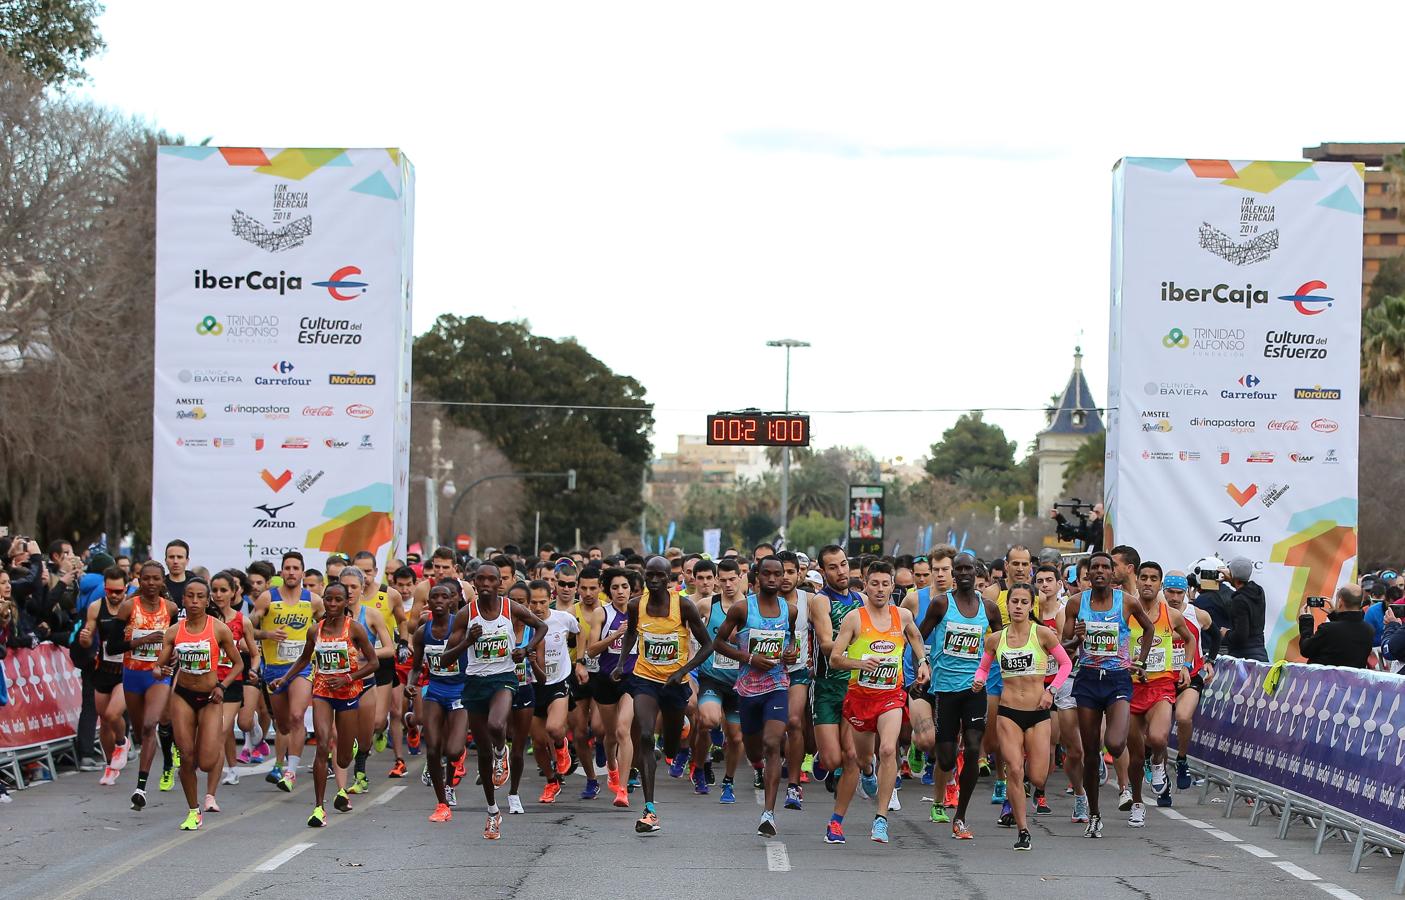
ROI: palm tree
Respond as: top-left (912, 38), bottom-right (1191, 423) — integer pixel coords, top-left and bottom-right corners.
top-left (1361, 294), bottom-right (1405, 407)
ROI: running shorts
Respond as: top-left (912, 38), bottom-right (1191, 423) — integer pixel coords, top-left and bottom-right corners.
top-left (1052, 676), bottom-right (1076, 711)
top-left (788, 667), bottom-right (811, 687)
top-left (533, 679), bottom-right (570, 717)
top-left (592, 674), bottom-right (625, 706)
top-left (842, 688), bottom-right (908, 734)
top-left (424, 681), bottom-right (464, 712)
top-left (1072, 667), bottom-right (1133, 711)
top-left (94, 663), bottom-right (123, 695)
top-left (934, 688), bottom-right (987, 743)
top-left (461, 673), bottom-right (518, 715)
top-left (624, 674), bottom-right (691, 711)
top-left (375, 656), bottom-right (396, 687)
top-left (315, 693), bottom-right (360, 713)
top-left (1130, 677), bottom-right (1176, 715)
top-left (121, 667), bottom-right (170, 696)
top-left (997, 706), bottom-right (1050, 730)
top-left (1176, 672), bottom-right (1205, 697)
top-left (738, 689), bottom-right (788, 736)
top-left (262, 662), bottom-right (311, 695)
top-left (812, 678), bottom-right (848, 727)
top-left (512, 683), bottom-right (536, 711)
top-left (570, 673), bottom-right (592, 703)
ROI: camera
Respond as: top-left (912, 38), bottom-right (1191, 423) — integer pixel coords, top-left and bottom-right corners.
top-left (1052, 498), bottom-right (1095, 544)
top-left (1306, 596), bottom-right (1328, 608)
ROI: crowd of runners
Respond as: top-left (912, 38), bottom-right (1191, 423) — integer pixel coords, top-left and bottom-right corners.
top-left (80, 538), bottom-right (1221, 850)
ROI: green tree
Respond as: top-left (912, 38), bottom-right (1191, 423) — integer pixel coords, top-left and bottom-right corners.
top-left (925, 412), bottom-right (1016, 481)
top-left (0, 0), bottom-right (105, 87)
top-left (1361, 294), bottom-right (1405, 406)
top-left (1060, 431), bottom-right (1106, 490)
top-left (415, 315), bottom-right (654, 545)
top-left (786, 511), bottom-right (845, 556)
top-left (1369, 256), bottom-right (1405, 306)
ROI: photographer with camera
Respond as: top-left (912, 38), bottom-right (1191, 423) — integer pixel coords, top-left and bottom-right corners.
top-left (1049, 499), bottom-right (1103, 553)
top-left (1298, 585), bottom-right (1373, 669)
top-left (1378, 586), bottom-right (1405, 672)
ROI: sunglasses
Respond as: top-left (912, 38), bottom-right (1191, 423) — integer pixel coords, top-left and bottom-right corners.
top-left (557, 581), bottom-right (577, 589)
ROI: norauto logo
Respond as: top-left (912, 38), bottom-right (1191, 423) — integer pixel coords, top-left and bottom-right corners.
top-left (1294, 386), bottom-right (1342, 400)
top-left (1311, 418), bottom-right (1340, 433)
top-left (1160, 281), bottom-right (1268, 310)
top-left (329, 372), bottom-right (377, 386)
top-left (193, 269), bottom-right (303, 295)
top-left (1277, 280), bottom-right (1334, 316)
top-left (312, 266), bottom-right (368, 301)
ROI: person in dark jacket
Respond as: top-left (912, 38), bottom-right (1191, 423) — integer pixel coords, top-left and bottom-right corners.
top-left (1299, 585), bottom-right (1374, 669)
top-left (1191, 557), bottom-right (1233, 637)
top-left (1224, 557), bottom-right (1268, 662)
top-left (1383, 604), bottom-right (1405, 666)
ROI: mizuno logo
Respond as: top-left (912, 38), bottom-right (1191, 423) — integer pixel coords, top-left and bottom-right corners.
top-left (255, 502), bottom-right (293, 518)
top-left (1219, 516), bottom-right (1259, 533)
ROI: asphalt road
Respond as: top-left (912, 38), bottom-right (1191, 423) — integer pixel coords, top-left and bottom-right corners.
top-left (2, 754), bottom-right (1399, 900)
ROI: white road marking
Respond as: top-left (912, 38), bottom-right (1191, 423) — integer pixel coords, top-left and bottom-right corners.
top-left (1182, 818), bottom-right (1214, 829)
top-left (254, 843), bottom-right (315, 872)
top-left (1237, 844), bottom-right (1277, 859)
top-left (766, 841), bottom-right (791, 872)
top-left (1315, 884), bottom-right (1365, 900)
top-left (1158, 808), bottom-right (1187, 820)
top-left (368, 785), bottom-right (406, 807)
top-left (1206, 829), bottom-right (1242, 842)
top-left (1273, 861), bottom-right (1321, 881)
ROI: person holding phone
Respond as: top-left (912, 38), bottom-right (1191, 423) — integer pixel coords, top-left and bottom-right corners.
top-left (1298, 585), bottom-right (1373, 668)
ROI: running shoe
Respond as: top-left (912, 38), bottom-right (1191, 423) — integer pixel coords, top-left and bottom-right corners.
top-left (612, 788), bottom-right (629, 808)
top-left (888, 791), bottom-right (902, 812)
top-left (451, 754), bottom-right (466, 787)
top-left (753, 766), bottom-right (764, 791)
top-left (429, 803), bottom-right (452, 823)
top-left (824, 820), bottom-right (846, 844)
top-left (978, 756), bottom-right (992, 777)
top-left (253, 741), bottom-right (271, 762)
top-left (607, 767), bottom-right (622, 793)
top-left (388, 758), bottom-right (407, 778)
top-left (99, 766), bottom-right (119, 786)
top-left (334, 788), bottom-right (352, 812)
top-left (581, 778), bottom-right (602, 800)
top-left (1118, 786), bottom-right (1134, 812)
top-left (785, 784), bottom-right (802, 810)
top-left (720, 781), bottom-right (736, 804)
top-left (998, 800), bottom-right (1014, 828)
top-left (539, 781), bottom-right (562, 804)
top-left (407, 725), bottom-right (422, 753)
top-left (1034, 794), bottom-right (1053, 816)
top-left (1071, 793), bottom-right (1090, 823)
top-left (1128, 802), bottom-right (1145, 828)
top-left (111, 741), bottom-right (130, 770)
top-left (421, 764), bottom-right (431, 787)
top-left (930, 803), bottom-right (950, 824)
top-left (179, 809), bottom-right (202, 831)
top-left (221, 769), bottom-right (239, 786)
top-left (952, 819), bottom-right (973, 840)
top-left (172, 747), bottom-right (181, 768)
top-left (1083, 813), bottom-right (1103, 838)
top-left (922, 761), bottom-right (935, 786)
top-left (871, 817), bottom-right (889, 844)
top-left (130, 788), bottom-right (146, 811)
top-left (859, 769), bottom-right (878, 800)
top-left (1176, 756), bottom-right (1192, 790)
top-left (669, 746), bottom-right (690, 779)
top-left (802, 753), bottom-right (815, 777)
top-left (1013, 829), bottom-right (1032, 851)
top-left (278, 771), bottom-right (297, 793)
top-left (899, 758), bottom-right (914, 779)
top-left (484, 811), bottom-right (502, 839)
top-left (1098, 756), bottom-right (1108, 786)
top-left (944, 781), bottom-right (959, 808)
top-left (204, 794), bottom-right (221, 813)
top-left (373, 731), bottom-right (389, 754)
top-left (1157, 787), bottom-right (1173, 808)
top-left (692, 769), bottom-right (710, 795)
top-left (307, 805), bottom-right (327, 827)
top-left (266, 765), bottom-right (283, 785)
top-left (595, 739), bottom-right (607, 769)
top-left (1149, 762), bottom-right (1167, 795)
top-left (492, 750), bottom-right (509, 788)
top-left (758, 810), bottom-right (777, 837)
top-left (235, 748), bottom-right (254, 765)
top-left (446, 786), bottom-right (457, 807)
top-left (159, 768), bottom-right (175, 792)
top-left (991, 779), bottom-right (1006, 805)
top-left (508, 794), bottom-right (525, 814)
top-left (348, 771), bottom-right (370, 794)
top-left (635, 810), bottom-right (661, 834)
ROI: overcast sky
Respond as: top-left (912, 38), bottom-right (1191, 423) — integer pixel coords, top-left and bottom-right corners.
top-left (82, 1), bottom-right (1393, 461)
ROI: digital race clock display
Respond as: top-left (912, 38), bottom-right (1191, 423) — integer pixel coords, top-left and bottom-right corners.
top-left (706, 412), bottom-right (811, 446)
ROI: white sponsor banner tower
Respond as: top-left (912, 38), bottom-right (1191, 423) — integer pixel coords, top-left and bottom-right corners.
top-left (1107, 157), bottom-right (1361, 660)
top-left (154, 147), bottom-right (413, 576)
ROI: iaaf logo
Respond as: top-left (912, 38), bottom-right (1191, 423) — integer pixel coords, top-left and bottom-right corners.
top-left (1278, 280), bottom-right (1334, 316)
top-left (1289, 453), bottom-right (1314, 463)
top-left (325, 438), bottom-right (349, 449)
top-left (1312, 418), bottom-right (1339, 433)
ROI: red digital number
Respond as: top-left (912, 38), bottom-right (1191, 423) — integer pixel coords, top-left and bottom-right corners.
top-left (727, 418), bottom-right (742, 442)
top-left (790, 418), bottom-right (804, 442)
top-left (711, 417), bottom-right (727, 442)
top-left (742, 419), bottom-right (757, 443)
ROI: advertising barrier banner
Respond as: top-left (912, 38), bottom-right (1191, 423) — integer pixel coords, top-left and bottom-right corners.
top-left (1193, 657), bottom-right (1405, 835)
top-left (153, 148), bottom-right (414, 575)
top-left (0, 645), bottom-right (82, 751)
top-left (1107, 158), bottom-right (1362, 660)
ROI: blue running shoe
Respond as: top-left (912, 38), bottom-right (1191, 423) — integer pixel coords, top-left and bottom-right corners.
top-left (1176, 756), bottom-right (1191, 791)
top-left (720, 781), bottom-right (736, 804)
top-left (595, 740), bottom-right (607, 769)
top-left (921, 761), bottom-right (935, 786)
top-left (579, 778), bottom-right (600, 800)
top-left (627, 769), bottom-right (640, 793)
top-left (860, 770), bottom-right (879, 800)
top-left (668, 747), bottom-right (690, 779)
top-left (693, 768), bottom-right (710, 795)
top-left (784, 784), bottom-right (802, 810)
top-left (825, 819), bottom-right (846, 844)
top-left (870, 817), bottom-right (890, 844)
top-left (991, 779), bottom-right (1007, 805)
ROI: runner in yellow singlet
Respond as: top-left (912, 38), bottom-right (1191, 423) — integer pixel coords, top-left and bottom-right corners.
top-left (251, 552), bottom-right (323, 793)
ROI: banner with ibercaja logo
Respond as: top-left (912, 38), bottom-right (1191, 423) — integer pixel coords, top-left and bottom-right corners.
top-left (1107, 158), bottom-right (1361, 661)
top-left (154, 148), bottom-right (414, 578)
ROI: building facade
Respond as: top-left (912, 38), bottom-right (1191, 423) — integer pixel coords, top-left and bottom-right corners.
top-left (1303, 142), bottom-right (1403, 302)
top-left (1034, 348), bottom-right (1104, 515)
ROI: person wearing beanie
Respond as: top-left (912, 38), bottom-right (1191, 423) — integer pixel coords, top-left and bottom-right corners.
top-left (1224, 557), bottom-right (1268, 662)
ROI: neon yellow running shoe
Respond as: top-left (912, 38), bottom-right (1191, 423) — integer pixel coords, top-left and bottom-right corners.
top-left (373, 731), bottom-right (389, 754)
top-left (802, 753), bottom-right (815, 775)
top-left (179, 809), bottom-right (202, 831)
top-left (307, 805), bottom-right (326, 827)
top-left (172, 747), bottom-right (181, 768)
top-left (347, 771), bottom-right (369, 795)
top-left (159, 768), bottom-right (175, 792)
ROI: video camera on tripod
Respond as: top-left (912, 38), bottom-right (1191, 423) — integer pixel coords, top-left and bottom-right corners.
top-left (1052, 498), bottom-right (1096, 544)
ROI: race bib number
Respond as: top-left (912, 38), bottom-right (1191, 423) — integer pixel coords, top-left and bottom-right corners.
top-left (473, 632), bottom-right (511, 661)
top-left (426, 646), bottom-right (460, 678)
top-left (1084, 621), bottom-right (1120, 658)
top-left (130, 628), bottom-right (161, 661)
top-left (277, 640), bottom-right (304, 664)
top-left (749, 628), bottom-right (785, 661)
top-left (608, 633), bottom-right (625, 654)
top-left (515, 657), bottom-right (531, 685)
top-left (176, 641), bottom-right (211, 675)
top-left (942, 622), bottom-right (983, 660)
top-left (1000, 649), bottom-right (1036, 676)
top-left (789, 628), bottom-right (811, 672)
top-left (641, 632), bottom-right (680, 666)
top-left (712, 649), bottom-right (739, 671)
top-left (857, 654), bottom-right (900, 690)
top-left (1173, 646), bottom-right (1186, 671)
top-left (1145, 646), bottom-right (1168, 673)
top-left (315, 640), bottom-right (351, 674)
top-left (582, 654), bottom-right (600, 673)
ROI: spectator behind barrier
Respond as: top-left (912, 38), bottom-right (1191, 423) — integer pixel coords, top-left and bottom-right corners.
top-left (1380, 593), bottom-right (1405, 670)
top-left (1224, 557), bottom-right (1268, 662)
top-left (1298, 584), bottom-right (1374, 669)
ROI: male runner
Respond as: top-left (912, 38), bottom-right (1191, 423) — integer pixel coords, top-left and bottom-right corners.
top-left (776, 550), bottom-right (813, 810)
top-left (339, 565), bottom-right (395, 793)
top-left (584, 566), bottom-right (637, 806)
top-left (572, 565), bottom-right (605, 799)
top-left (695, 558), bottom-right (746, 801)
top-left (903, 547), bottom-right (954, 787)
top-left (611, 557), bottom-right (713, 833)
top-left (251, 552), bottom-right (323, 793)
top-left (713, 557), bottom-right (798, 836)
top-left (1164, 570), bottom-right (1215, 792)
top-left (350, 552), bottom-right (407, 773)
top-left (526, 578), bottom-right (583, 803)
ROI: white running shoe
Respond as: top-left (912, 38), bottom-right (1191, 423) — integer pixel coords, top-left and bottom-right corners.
top-left (111, 741), bottom-right (130, 771)
top-left (446, 786), bottom-right (457, 808)
top-left (1149, 763), bottom-right (1167, 795)
top-left (888, 792), bottom-right (902, 812)
top-left (1118, 786), bottom-right (1134, 812)
top-left (221, 769), bottom-right (239, 786)
top-left (98, 767), bottom-right (118, 786)
top-left (204, 794), bottom-right (221, 813)
top-left (507, 794), bottom-right (525, 815)
top-left (1128, 802), bottom-right (1145, 828)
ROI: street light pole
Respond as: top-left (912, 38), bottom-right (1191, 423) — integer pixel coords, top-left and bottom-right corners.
top-left (766, 338), bottom-right (810, 543)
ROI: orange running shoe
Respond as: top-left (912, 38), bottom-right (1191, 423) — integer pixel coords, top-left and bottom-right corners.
top-left (429, 803), bottom-right (452, 823)
top-left (635, 810), bottom-right (660, 833)
top-left (944, 780), bottom-right (959, 808)
top-left (555, 741), bottom-right (572, 777)
top-left (612, 788), bottom-right (629, 808)
top-left (539, 780), bottom-right (562, 804)
top-left (607, 766), bottom-right (621, 793)
top-left (492, 749), bottom-right (509, 788)
top-left (952, 819), bottom-right (973, 840)
top-left (451, 752), bottom-right (466, 787)
top-left (407, 724), bottom-right (422, 751)
top-left (483, 811), bottom-right (502, 839)
top-left (387, 758), bottom-right (407, 778)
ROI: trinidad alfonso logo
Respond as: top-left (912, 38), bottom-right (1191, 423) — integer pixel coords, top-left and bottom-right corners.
top-left (1277, 280), bottom-right (1333, 316)
top-left (312, 266), bottom-right (368, 301)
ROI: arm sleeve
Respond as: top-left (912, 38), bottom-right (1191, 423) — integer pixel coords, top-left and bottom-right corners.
top-left (1298, 623), bottom-right (1326, 662)
top-left (973, 648), bottom-right (994, 684)
top-left (1048, 643), bottom-right (1073, 690)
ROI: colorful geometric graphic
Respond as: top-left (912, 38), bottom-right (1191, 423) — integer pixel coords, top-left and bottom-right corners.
top-left (306, 483), bottom-right (395, 556)
top-left (1269, 498), bottom-right (1359, 661)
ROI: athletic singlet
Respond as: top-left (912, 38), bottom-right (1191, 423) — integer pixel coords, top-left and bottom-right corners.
top-left (217, 609), bottom-right (246, 680)
top-left (513, 625), bottom-right (534, 685)
top-left (597, 604), bottom-right (634, 678)
top-left (575, 602), bottom-right (600, 672)
top-left (1040, 612), bottom-right (1063, 681)
top-left (699, 596), bottom-right (740, 683)
top-left (97, 598), bottom-right (126, 667)
top-left (1077, 589), bottom-right (1130, 671)
top-left (421, 618), bottom-right (466, 688)
top-left (312, 617), bottom-right (361, 700)
top-left (736, 594), bottom-right (790, 697)
top-left (124, 599), bottom-right (171, 671)
top-left (846, 604), bottom-right (904, 694)
top-left (632, 590), bottom-right (689, 684)
top-left (259, 589), bottom-right (315, 665)
top-left (173, 616), bottom-right (216, 683)
top-left (931, 592), bottom-right (989, 692)
top-left (540, 609), bottom-right (580, 685)
top-left (462, 598), bottom-right (515, 678)
top-left (1173, 606), bottom-right (1203, 675)
top-left (995, 589), bottom-right (1012, 628)
top-left (1129, 599), bottom-right (1174, 680)
top-left (364, 590), bottom-right (395, 644)
top-left (903, 587), bottom-right (934, 685)
top-left (996, 625), bottom-right (1047, 681)
top-left (820, 586), bottom-right (865, 684)
top-left (785, 592), bottom-right (811, 675)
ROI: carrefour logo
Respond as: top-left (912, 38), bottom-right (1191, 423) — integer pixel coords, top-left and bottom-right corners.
top-left (312, 266), bottom-right (368, 301)
top-left (1277, 280), bottom-right (1334, 316)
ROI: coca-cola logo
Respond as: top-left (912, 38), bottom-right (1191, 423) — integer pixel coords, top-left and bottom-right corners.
top-left (1267, 420), bottom-right (1299, 431)
top-left (1311, 418), bottom-right (1339, 433)
top-left (303, 405), bottom-right (334, 417)
top-left (346, 404), bottom-right (373, 419)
